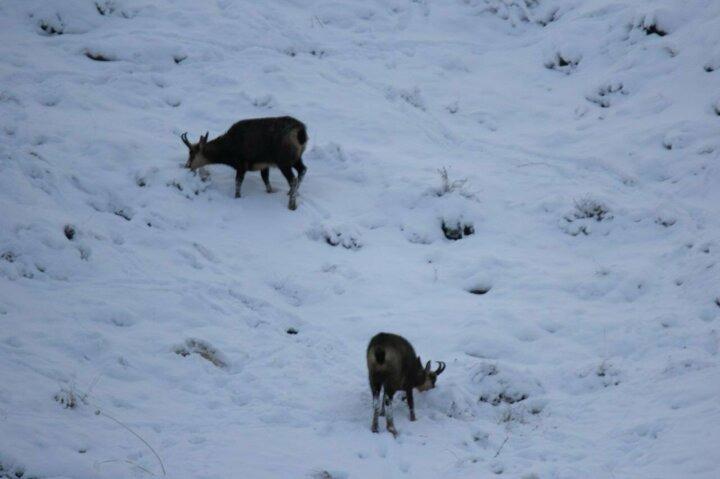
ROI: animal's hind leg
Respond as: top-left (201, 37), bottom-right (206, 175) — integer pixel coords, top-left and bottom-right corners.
top-left (370, 375), bottom-right (382, 433)
top-left (278, 165), bottom-right (298, 211)
top-left (261, 168), bottom-right (273, 193)
top-left (384, 390), bottom-right (398, 437)
top-left (293, 159), bottom-right (307, 187)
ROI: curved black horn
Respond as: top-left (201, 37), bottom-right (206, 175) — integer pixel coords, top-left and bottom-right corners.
top-left (180, 132), bottom-right (192, 149)
top-left (435, 361), bottom-right (446, 375)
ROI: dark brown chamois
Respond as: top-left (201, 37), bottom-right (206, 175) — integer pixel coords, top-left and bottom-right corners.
top-left (366, 332), bottom-right (446, 436)
top-left (181, 116), bottom-right (308, 210)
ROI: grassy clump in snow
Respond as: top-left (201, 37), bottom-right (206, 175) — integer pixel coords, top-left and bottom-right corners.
top-left (0, 461), bottom-right (36, 479)
top-left (308, 223), bottom-right (362, 250)
top-left (38, 19), bottom-right (64, 36)
top-left (561, 197), bottom-right (613, 236)
top-left (586, 82), bottom-right (627, 108)
top-left (435, 167), bottom-right (468, 197)
top-left (570, 197), bottom-right (612, 222)
top-left (54, 388), bottom-right (77, 409)
top-left (63, 224), bottom-right (76, 240)
top-left (442, 220), bottom-right (475, 241)
top-left (174, 338), bottom-right (228, 369)
top-left (472, 362), bottom-right (544, 415)
top-left (544, 51), bottom-right (580, 74)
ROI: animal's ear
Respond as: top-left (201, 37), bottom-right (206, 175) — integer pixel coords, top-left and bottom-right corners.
top-left (199, 131), bottom-right (209, 147)
top-left (424, 360), bottom-right (431, 373)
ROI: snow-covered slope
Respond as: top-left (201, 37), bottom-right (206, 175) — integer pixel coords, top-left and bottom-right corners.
top-left (1, 1), bottom-right (719, 477)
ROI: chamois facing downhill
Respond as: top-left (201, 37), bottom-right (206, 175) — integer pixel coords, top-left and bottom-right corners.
top-left (181, 116), bottom-right (308, 210)
top-left (366, 332), bottom-right (446, 437)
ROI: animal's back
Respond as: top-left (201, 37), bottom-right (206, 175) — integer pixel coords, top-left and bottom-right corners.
top-left (225, 116), bottom-right (307, 162)
top-left (367, 333), bottom-right (416, 376)
top-left (226, 116), bottom-right (305, 141)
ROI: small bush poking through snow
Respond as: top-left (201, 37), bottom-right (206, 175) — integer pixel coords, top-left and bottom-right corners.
top-left (571, 198), bottom-right (612, 222)
top-left (0, 461), bottom-right (36, 479)
top-left (95, 1), bottom-right (118, 17)
top-left (311, 470), bottom-right (348, 479)
top-left (544, 52), bottom-right (580, 74)
top-left (561, 197), bottom-right (613, 236)
top-left (308, 223), bottom-right (362, 250)
top-left (174, 339), bottom-right (228, 368)
top-left (595, 361), bottom-right (621, 387)
top-left (471, 362), bottom-right (545, 420)
top-left (586, 82), bottom-right (627, 108)
top-left (435, 167), bottom-right (468, 197)
top-left (94, 1), bottom-right (138, 18)
top-left (38, 16), bottom-right (64, 36)
top-left (386, 86), bottom-right (426, 111)
top-left (54, 387), bottom-right (82, 409)
top-left (568, 361), bottom-right (623, 393)
top-left (63, 224), bottom-right (76, 240)
top-left (633, 13), bottom-right (668, 37)
top-left (655, 216), bottom-right (676, 228)
top-left (475, 0), bottom-right (560, 27)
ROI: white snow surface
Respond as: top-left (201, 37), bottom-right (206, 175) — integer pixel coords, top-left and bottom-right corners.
top-left (1, 0), bottom-right (719, 477)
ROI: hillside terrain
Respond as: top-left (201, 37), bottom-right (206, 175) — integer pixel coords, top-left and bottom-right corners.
top-left (1, 1), bottom-right (719, 478)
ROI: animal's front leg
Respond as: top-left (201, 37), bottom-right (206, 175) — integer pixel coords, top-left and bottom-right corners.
top-left (406, 388), bottom-right (416, 421)
top-left (261, 168), bottom-right (273, 193)
top-left (235, 169), bottom-right (246, 198)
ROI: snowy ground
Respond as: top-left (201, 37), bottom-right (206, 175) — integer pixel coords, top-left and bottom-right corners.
top-left (1, 0), bottom-right (719, 477)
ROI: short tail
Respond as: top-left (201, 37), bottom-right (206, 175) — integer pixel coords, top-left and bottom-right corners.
top-left (374, 347), bottom-right (385, 365)
top-left (296, 126), bottom-right (308, 146)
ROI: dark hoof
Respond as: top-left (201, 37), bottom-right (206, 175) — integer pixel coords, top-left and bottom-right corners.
top-left (387, 426), bottom-right (398, 437)
top-left (288, 199), bottom-right (297, 211)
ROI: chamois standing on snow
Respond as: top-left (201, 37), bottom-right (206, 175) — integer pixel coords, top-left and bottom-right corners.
top-left (366, 332), bottom-right (446, 436)
top-left (181, 116), bottom-right (308, 210)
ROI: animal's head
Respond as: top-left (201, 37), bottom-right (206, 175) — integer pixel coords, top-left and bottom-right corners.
top-left (414, 357), bottom-right (446, 391)
top-left (181, 131), bottom-right (210, 170)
